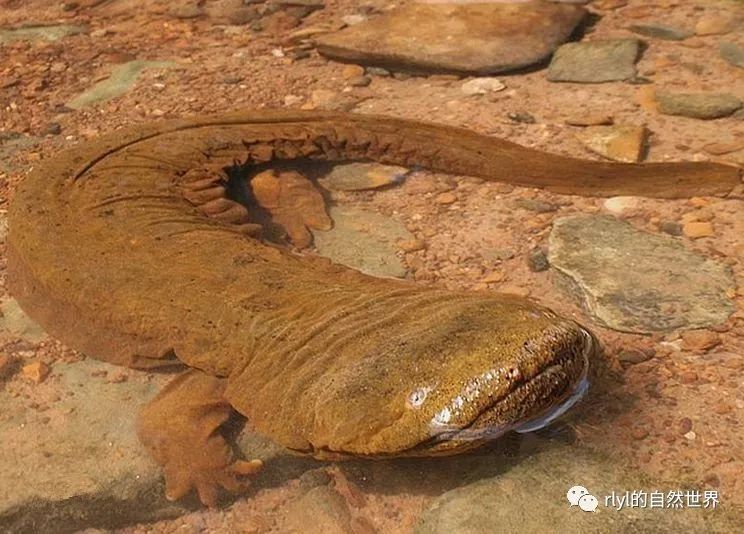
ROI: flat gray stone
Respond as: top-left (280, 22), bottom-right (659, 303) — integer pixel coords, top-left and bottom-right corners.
top-left (67, 60), bottom-right (175, 109)
top-left (319, 162), bottom-right (409, 191)
top-left (0, 358), bottom-right (318, 532)
top-left (548, 215), bottom-right (735, 333)
top-left (316, 2), bottom-right (586, 74)
top-left (313, 206), bottom-right (412, 278)
top-left (547, 39), bottom-right (641, 83)
top-left (657, 92), bottom-right (742, 120)
top-left (629, 23), bottom-right (693, 41)
top-left (720, 42), bottom-right (744, 69)
top-left (415, 442), bottom-right (743, 533)
top-left (0, 298), bottom-right (47, 343)
top-left (0, 24), bottom-right (86, 44)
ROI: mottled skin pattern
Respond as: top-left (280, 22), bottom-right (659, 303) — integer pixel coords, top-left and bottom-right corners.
top-left (7, 110), bottom-right (740, 506)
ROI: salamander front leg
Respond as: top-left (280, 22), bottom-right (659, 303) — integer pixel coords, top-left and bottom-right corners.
top-left (137, 369), bottom-right (263, 507)
top-left (250, 168), bottom-right (332, 248)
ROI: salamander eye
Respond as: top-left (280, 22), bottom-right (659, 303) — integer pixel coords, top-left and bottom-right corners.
top-left (407, 387), bottom-right (429, 409)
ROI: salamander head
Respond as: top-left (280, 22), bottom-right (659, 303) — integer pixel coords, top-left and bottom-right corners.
top-left (308, 294), bottom-right (594, 457)
top-left (403, 320), bottom-right (592, 456)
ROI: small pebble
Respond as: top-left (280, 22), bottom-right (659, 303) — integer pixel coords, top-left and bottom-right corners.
top-left (348, 75), bottom-right (371, 87)
top-left (482, 271), bottom-right (505, 283)
top-left (435, 192), bottom-right (457, 205)
top-left (576, 125), bottom-right (648, 163)
top-left (682, 221), bottom-right (714, 239)
top-left (341, 14), bottom-right (366, 26)
top-left (514, 198), bottom-right (557, 213)
top-left (44, 123), bottom-right (62, 135)
top-left (702, 140), bottom-right (744, 156)
top-left (22, 361), bottom-right (50, 384)
top-left (341, 64), bottom-right (365, 79)
top-left (288, 49), bottom-right (311, 61)
top-left (527, 248), bottom-right (549, 272)
top-left (603, 196), bottom-right (640, 216)
top-left (507, 112), bottom-right (536, 124)
top-left (660, 221), bottom-right (683, 236)
top-left (565, 114), bottom-right (614, 126)
top-left (695, 14), bottom-right (734, 36)
top-left (398, 239), bottom-right (426, 252)
top-left (367, 67), bottom-right (390, 77)
top-left (629, 23), bottom-right (693, 41)
top-left (460, 77), bottom-right (505, 96)
top-left (687, 197), bottom-right (709, 208)
top-left (681, 330), bottom-right (721, 351)
top-left (678, 417), bottom-right (693, 434)
top-left (631, 427), bottom-right (649, 440)
top-left (284, 94), bottom-right (304, 106)
top-left (680, 210), bottom-right (713, 224)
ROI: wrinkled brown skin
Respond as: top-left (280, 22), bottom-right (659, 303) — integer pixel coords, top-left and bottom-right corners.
top-left (7, 110), bottom-right (741, 506)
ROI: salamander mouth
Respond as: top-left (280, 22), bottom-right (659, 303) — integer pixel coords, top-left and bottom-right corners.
top-left (408, 328), bottom-right (594, 455)
top-left (452, 349), bottom-right (590, 441)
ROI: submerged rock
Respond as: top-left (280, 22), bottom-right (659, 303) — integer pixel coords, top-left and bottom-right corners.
top-left (629, 23), bottom-right (693, 41)
top-left (602, 196), bottom-right (641, 216)
top-left (548, 215), bottom-right (734, 333)
top-left (0, 24), bottom-right (86, 44)
top-left (719, 42), bottom-right (744, 69)
top-left (694, 13), bottom-right (736, 36)
top-left (460, 77), bottom-right (506, 96)
top-left (527, 248), bottom-right (549, 272)
top-left (316, 2), bottom-right (586, 74)
top-left (283, 486), bottom-right (352, 534)
top-left (548, 39), bottom-right (641, 83)
top-left (656, 92), bottom-right (742, 120)
top-left (320, 163), bottom-right (409, 191)
top-left (67, 60), bottom-right (175, 109)
top-left (0, 298), bottom-right (47, 343)
top-left (0, 359), bottom-right (317, 532)
top-left (313, 206), bottom-right (412, 278)
top-left (415, 442), bottom-right (741, 533)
